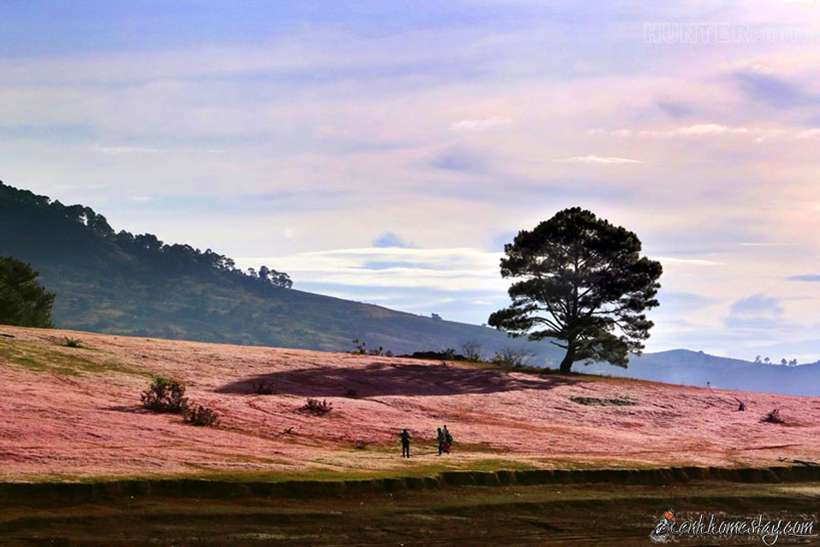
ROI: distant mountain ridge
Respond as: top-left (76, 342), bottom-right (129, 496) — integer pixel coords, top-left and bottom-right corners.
top-left (0, 181), bottom-right (561, 359)
top-left (583, 349), bottom-right (820, 396)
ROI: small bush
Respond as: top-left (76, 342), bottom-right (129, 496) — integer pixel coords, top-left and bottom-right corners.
top-left (184, 404), bottom-right (219, 426)
top-left (351, 337), bottom-right (388, 356)
top-left (462, 342), bottom-right (483, 362)
top-left (63, 337), bottom-right (82, 348)
top-left (300, 398), bottom-right (333, 416)
top-left (351, 338), bottom-right (368, 355)
top-left (251, 380), bottom-right (275, 395)
top-left (141, 377), bottom-right (188, 413)
top-left (491, 348), bottom-right (533, 368)
top-left (344, 388), bottom-right (359, 398)
top-left (353, 440), bottom-right (367, 450)
top-left (762, 408), bottom-right (786, 424)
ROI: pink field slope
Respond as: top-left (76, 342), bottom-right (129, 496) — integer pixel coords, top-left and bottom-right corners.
top-left (1, 326), bottom-right (818, 481)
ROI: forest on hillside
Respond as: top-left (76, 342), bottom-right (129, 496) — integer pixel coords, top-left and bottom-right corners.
top-left (0, 181), bottom-right (552, 358)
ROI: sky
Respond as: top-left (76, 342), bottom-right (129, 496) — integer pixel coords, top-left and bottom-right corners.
top-left (1, 1), bottom-right (819, 361)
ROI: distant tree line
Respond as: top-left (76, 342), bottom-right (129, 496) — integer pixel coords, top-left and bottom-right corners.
top-left (754, 355), bottom-right (799, 366)
top-left (0, 181), bottom-right (292, 292)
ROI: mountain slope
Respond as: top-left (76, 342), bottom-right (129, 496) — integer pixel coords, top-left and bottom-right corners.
top-left (582, 349), bottom-right (820, 396)
top-left (0, 181), bottom-right (559, 358)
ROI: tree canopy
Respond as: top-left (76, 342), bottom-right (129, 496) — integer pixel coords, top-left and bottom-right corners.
top-left (488, 207), bottom-right (662, 372)
top-left (0, 256), bottom-right (55, 327)
top-left (0, 181), bottom-right (292, 291)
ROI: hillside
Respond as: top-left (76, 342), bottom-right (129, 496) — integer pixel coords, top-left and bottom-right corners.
top-left (2, 326), bottom-right (818, 482)
top-left (0, 181), bottom-right (558, 359)
top-left (583, 349), bottom-right (820, 396)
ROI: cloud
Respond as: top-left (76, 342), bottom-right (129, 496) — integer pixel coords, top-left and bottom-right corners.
top-left (729, 294), bottom-right (783, 317)
top-left (732, 70), bottom-right (816, 109)
top-left (372, 232), bottom-right (413, 248)
top-left (724, 316), bottom-right (784, 330)
top-left (787, 274), bottom-right (820, 282)
top-left (796, 128), bottom-right (820, 139)
top-left (236, 247), bottom-right (505, 292)
top-left (95, 145), bottom-right (159, 155)
top-left (655, 99), bottom-right (694, 119)
top-left (724, 294), bottom-right (790, 332)
top-left (450, 116), bottom-right (511, 131)
top-left (430, 147), bottom-right (488, 172)
top-left (592, 123), bottom-right (820, 142)
top-left (554, 155), bottom-right (642, 164)
top-left (657, 291), bottom-right (715, 311)
top-left (656, 257), bottom-right (722, 266)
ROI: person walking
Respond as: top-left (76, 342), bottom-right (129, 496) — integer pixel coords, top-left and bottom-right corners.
top-left (442, 425), bottom-right (453, 454)
top-left (399, 429), bottom-right (411, 458)
top-left (436, 427), bottom-right (445, 456)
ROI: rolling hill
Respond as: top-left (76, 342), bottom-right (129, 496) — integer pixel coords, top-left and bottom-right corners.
top-left (583, 349), bottom-right (820, 396)
top-left (1, 326), bottom-right (818, 481)
top-left (0, 181), bottom-right (559, 359)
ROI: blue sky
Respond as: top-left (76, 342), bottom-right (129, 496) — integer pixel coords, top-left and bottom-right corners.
top-left (1, 1), bottom-right (819, 361)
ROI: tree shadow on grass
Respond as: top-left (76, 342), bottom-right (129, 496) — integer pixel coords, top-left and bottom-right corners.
top-left (216, 362), bottom-right (578, 398)
top-left (101, 404), bottom-right (152, 414)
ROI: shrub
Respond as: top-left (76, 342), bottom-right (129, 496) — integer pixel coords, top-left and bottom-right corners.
top-left (141, 377), bottom-right (188, 413)
top-left (353, 440), bottom-right (367, 450)
top-left (491, 348), bottom-right (533, 368)
top-left (762, 408), bottom-right (785, 424)
top-left (351, 338), bottom-right (368, 355)
top-left (351, 337), bottom-right (387, 356)
top-left (344, 388), bottom-right (359, 398)
top-left (63, 337), bottom-right (82, 348)
top-left (184, 404), bottom-right (219, 426)
top-left (300, 398), bottom-right (333, 416)
top-left (251, 380), bottom-right (275, 395)
top-left (461, 342), bottom-right (483, 362)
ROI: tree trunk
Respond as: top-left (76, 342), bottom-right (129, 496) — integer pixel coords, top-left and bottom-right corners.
top-left (559, 344), bottom-right (575, 373)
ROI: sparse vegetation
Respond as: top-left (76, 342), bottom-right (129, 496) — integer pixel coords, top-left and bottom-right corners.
top-left (344, 388), bottom-right (359, 398)
top-left (762, 408), bottom-right (786, 424)
top-left (141, 377), bottom-right (188, 413)
top-left (570, 396), bottom-right (635, 407)
top-left (351, 338), bottom-right (386, 356)
top-left (183, 404), bottom-right (219, 426)
top-left (63, 337), bottom-right (82, 348)
top-left (351, 338), bottom-right (367, 354)
top-left (300, 398), bottom-right (333, 416)
top-left (251, 380), bottom-right (275, 395)
top-left (461, 342), bottom-right (483, 362)
top-left (491, 348), bottom-right (533, 368)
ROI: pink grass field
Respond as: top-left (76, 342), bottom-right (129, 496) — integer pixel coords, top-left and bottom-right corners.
top-left (1, 325), bottom-right (819, 482)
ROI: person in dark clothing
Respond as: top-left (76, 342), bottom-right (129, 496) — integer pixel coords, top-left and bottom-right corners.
top-left (442, 425), bottom-right (453, 453)
top-left (399, 429), bottom-right (411, 458)
top-left (436, 427), bottom-right (445, 456)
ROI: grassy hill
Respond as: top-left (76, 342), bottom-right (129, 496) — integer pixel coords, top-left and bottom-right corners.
top-left (0, 181), bottom-right (559, 359)
top-left (1, 326), bottom-right (818, 482)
